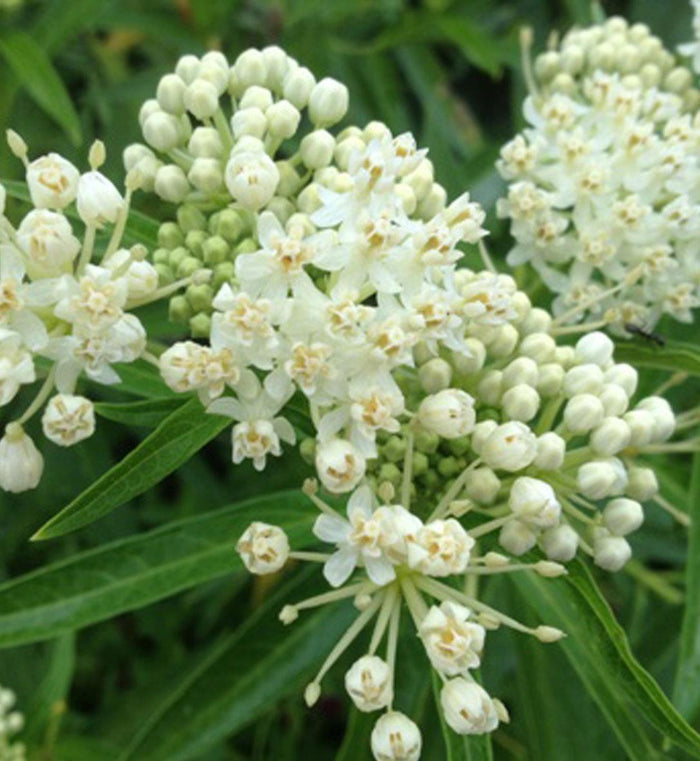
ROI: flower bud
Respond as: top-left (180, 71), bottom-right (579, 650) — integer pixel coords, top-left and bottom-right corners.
top-left (487, 324), bottom-right (519, 357)
top-left (155, 164), bottom-right (190, 203)
top-left (231, 107), bottom-right (268, 139)
top-left (42, 394), bottom-right (95, 446)
top-left (175, 54), bottom-right (200, 84)
top-left (266, 99), bottom-right (301, 139)
top-left (575, 331), bottom-right (614, 367)
top-left (233, 49), bottom-right (267, 88)
top-left (520, 306), bottom-right (552, 334)
top-left (539, 523), bottom-right (578, 562)
top-left (590, 417), bottom-right (631, 456)
top-left (593, 529), bottom-right (632, 572)
top-left (188, 127), bottom-right (223, 158)
top-left (344, 655), bottom-right (393, 712)
top-left (440, 678), bottom-right (499, 735)
top-left (623, 409), bottom-right (656, 447)
top-left (501, 384), bottom-right (540, 422)
top-left (470, 420), bottom-right (498, 455)
top-left (300, 129), bottom-right (335, 169)
top-left (518, 332), bottom-right (556, 363)
top-left (536, 363), bottom-right (565, 397)
top-left (316, 437), bottom-right (365, 493)
top-left (451, 338), bottom-right (486, 375)
top-left (509, 476), bottom-right (561, 529)
top-left (481, 422), bottom-right (538, 472)
top-left (283, 66), bottom-right (316, 108)
top-left (26, 153), bottom-right (79, 209)
top-left (309, 77), bottom-right (349, 126)
top-left (577, 458), bottom-right (627, 500)
top-left (239, 85), bottom-right (273, 111)
top-left (417, 389), bottom-right (476, 439)
top-left (499, 519), bottom-right (536, 555)
top-left (604, 363), bottom-right (638, 397)
top-left (625, 466), bottom-right (658, 501)
top-left (143, 111), bottom-right (181, 152)
top-left (188, 157), bottom-right (224, 194)
top-left (76, 171), bottom-right (124, 227)
top-left (476, 370), bottom-right (503, 406)
top-left (464, 467), bottom-right (501, 505)
top-left (261, 45), bottom-right (289, 90)
top-left (236, 521), bottom-right (289, 574)
top-left (0, 422), bottom-right (43, 493)
top-left (603, 498), bottom-right (644, 536)
top-left (225, 151), bottom-right (279, 210)
top-left (156, 73), bottom-right (187, 114)
top-left (418, 357), bottom-right (452, 394)
top-left (563, 364), bottom-right (604, 397)
top-left (599, 383), bottom-right (629, 417)
top-left (502, 357), bottom-right (538, 389)
top-left (533, 432), bottom-right (565, 470)
top-left (563, 393), bottom-right (605, 433)
top-left (371, 712), bottom-right (422, 761)
top-left (635, 397), bottom-right (676, 442)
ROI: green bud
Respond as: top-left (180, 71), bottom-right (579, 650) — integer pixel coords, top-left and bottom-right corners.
top-left (169, 294), bottom-right (191, 323)
top-left (448, 436), bottom-right (471, 457)
top-left (415, 428), bottom-right (440, 454)
top-left (202, 235), bottom-right (230, 266)
top-left (266, 196), bottom-right (295, 224)
top-left (378, 463), bottom-right (402, 487)
top-left (155, 263), bottom-right (175, 286)
top-left (235, 237), bottom-right (258, 255)
top-left (383, 435), bottom-right (407, 463)
top-left (299, 437), bottom-right (316, 465)
top-left (412, 451), bottom-right (429, 476)
top-left (437, 456), bottom-right (461, 478)
top-left (177, 256), bottom-right (202, 279)
top-left (186, 283), bottom-right (214, 313)
top-left (422, 468), bottom-right (440, 490)
top-left (177, 204), bottom-right (207, 233)
top-left (185, 229), bottom-right (208, 257)
top-left (168, 246), bottom-right (189, 269)
top-left (158, 221), bottom-right (184, 249)
top-left (190, 312), bottom-right (212, 338)
top-left (213, 262), bottom-right (236, 290)
top-left (152, 247), bottom-right (171, 265)
top-left (216, 208), bottom-right (247, 241)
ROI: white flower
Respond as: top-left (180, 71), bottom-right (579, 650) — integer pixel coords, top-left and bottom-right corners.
top-left (344, 655), bottom-right (393, 712)
top-left (16, 209), bottom-right (80, 279)
top-left (508, 477), bottom-right (561, 529)
top-left (76, 171), bottom-right (124, 227)
top-left (480, 421), bottom-right (538, 472)
top-left (313, 485), bottom-right (398, 587)
top-left (53, 265), bottom-right (129, 330)
top-left (160, 341), bottom-right (240, 403)
top-left (41, 394), bottom-right (95, 446)
top-left (26, 152), bottom-right (79, 209)
top-left (315, 437), bottom-right (366, 494)
top-left (417, 389), bottom-right (476, 439)
top-left (0, 329), bottom-right (35, 405)
top-left (236, 522), bottom-right (289, 574)
top-left (408, 519), bottom-right (474, 577)
top-left (224, 150), bottom-right (279, 210)
top-left (440, 678), bottom-right (499, 735)
top-left (0, 422), bottom-right (43, 493)
top-left (420, 602), bottom-right (485, 676)
top-left (370, 712), bottom-right (422, 761)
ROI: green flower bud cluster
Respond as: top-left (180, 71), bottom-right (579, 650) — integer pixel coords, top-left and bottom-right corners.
top-left (535, 15), bottom-right (700, 111)
top-left (151, 205), bottom-right (250, 337)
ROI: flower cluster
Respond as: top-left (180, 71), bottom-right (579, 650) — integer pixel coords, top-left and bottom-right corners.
top-left (497, 17), bottom-right (700, 332)
top-left (680, 0), bottom-right (700, 75)
top-left (0, 134), bottom-right (179, 493)
top-left (0, 687), bottom-right (24, 761)
top-left (237, 481), bottom-right (567, 759)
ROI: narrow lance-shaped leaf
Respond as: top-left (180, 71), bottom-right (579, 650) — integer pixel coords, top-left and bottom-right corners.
top-left (673, 449), bottom-right (700, 722)
top-left (32, 397), bottom-right (229, 540)
top-left (0, 491), bottom-right (313, 648)
top-left (0, 31), bottom-right (82, 145)
top-left (513, 560), bottom-right (700, 759)
top-left (614, 340), bottom-right (700, 378)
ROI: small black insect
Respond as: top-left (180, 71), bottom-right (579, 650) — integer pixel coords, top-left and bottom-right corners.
top-left (624, 323), bottom-right (666, 347)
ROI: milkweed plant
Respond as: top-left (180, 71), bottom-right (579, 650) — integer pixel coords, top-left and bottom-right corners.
top-left (1, 2), bottom-right (700, 760)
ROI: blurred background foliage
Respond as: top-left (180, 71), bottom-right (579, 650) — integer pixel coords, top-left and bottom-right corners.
top-left (0, 0), bottom-right (698, 759)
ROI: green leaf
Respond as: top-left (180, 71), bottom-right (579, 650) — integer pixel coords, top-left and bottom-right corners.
top-left (32, 397), bottom-right (229, 540)
top-left (115, 570), bottom-right (355, 761)
top-left (673, 450), bottom-right (700, 722)
top-left (95, 397), bottom-right (183, 428)
top-left (336, 709), bottom-right (374, 761)
top-left (513, 560), bottom-right (700, 759)
top-left (432, 672), bottom-right (493, 761)
top-left (111, 359), bottom-right (175, 399)
top-left (0, 492), bottom-right (313, 648)
top-left (0, 31), bottom-right (82, 145)
top-left (614, 340), bottom-right (700, 378)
